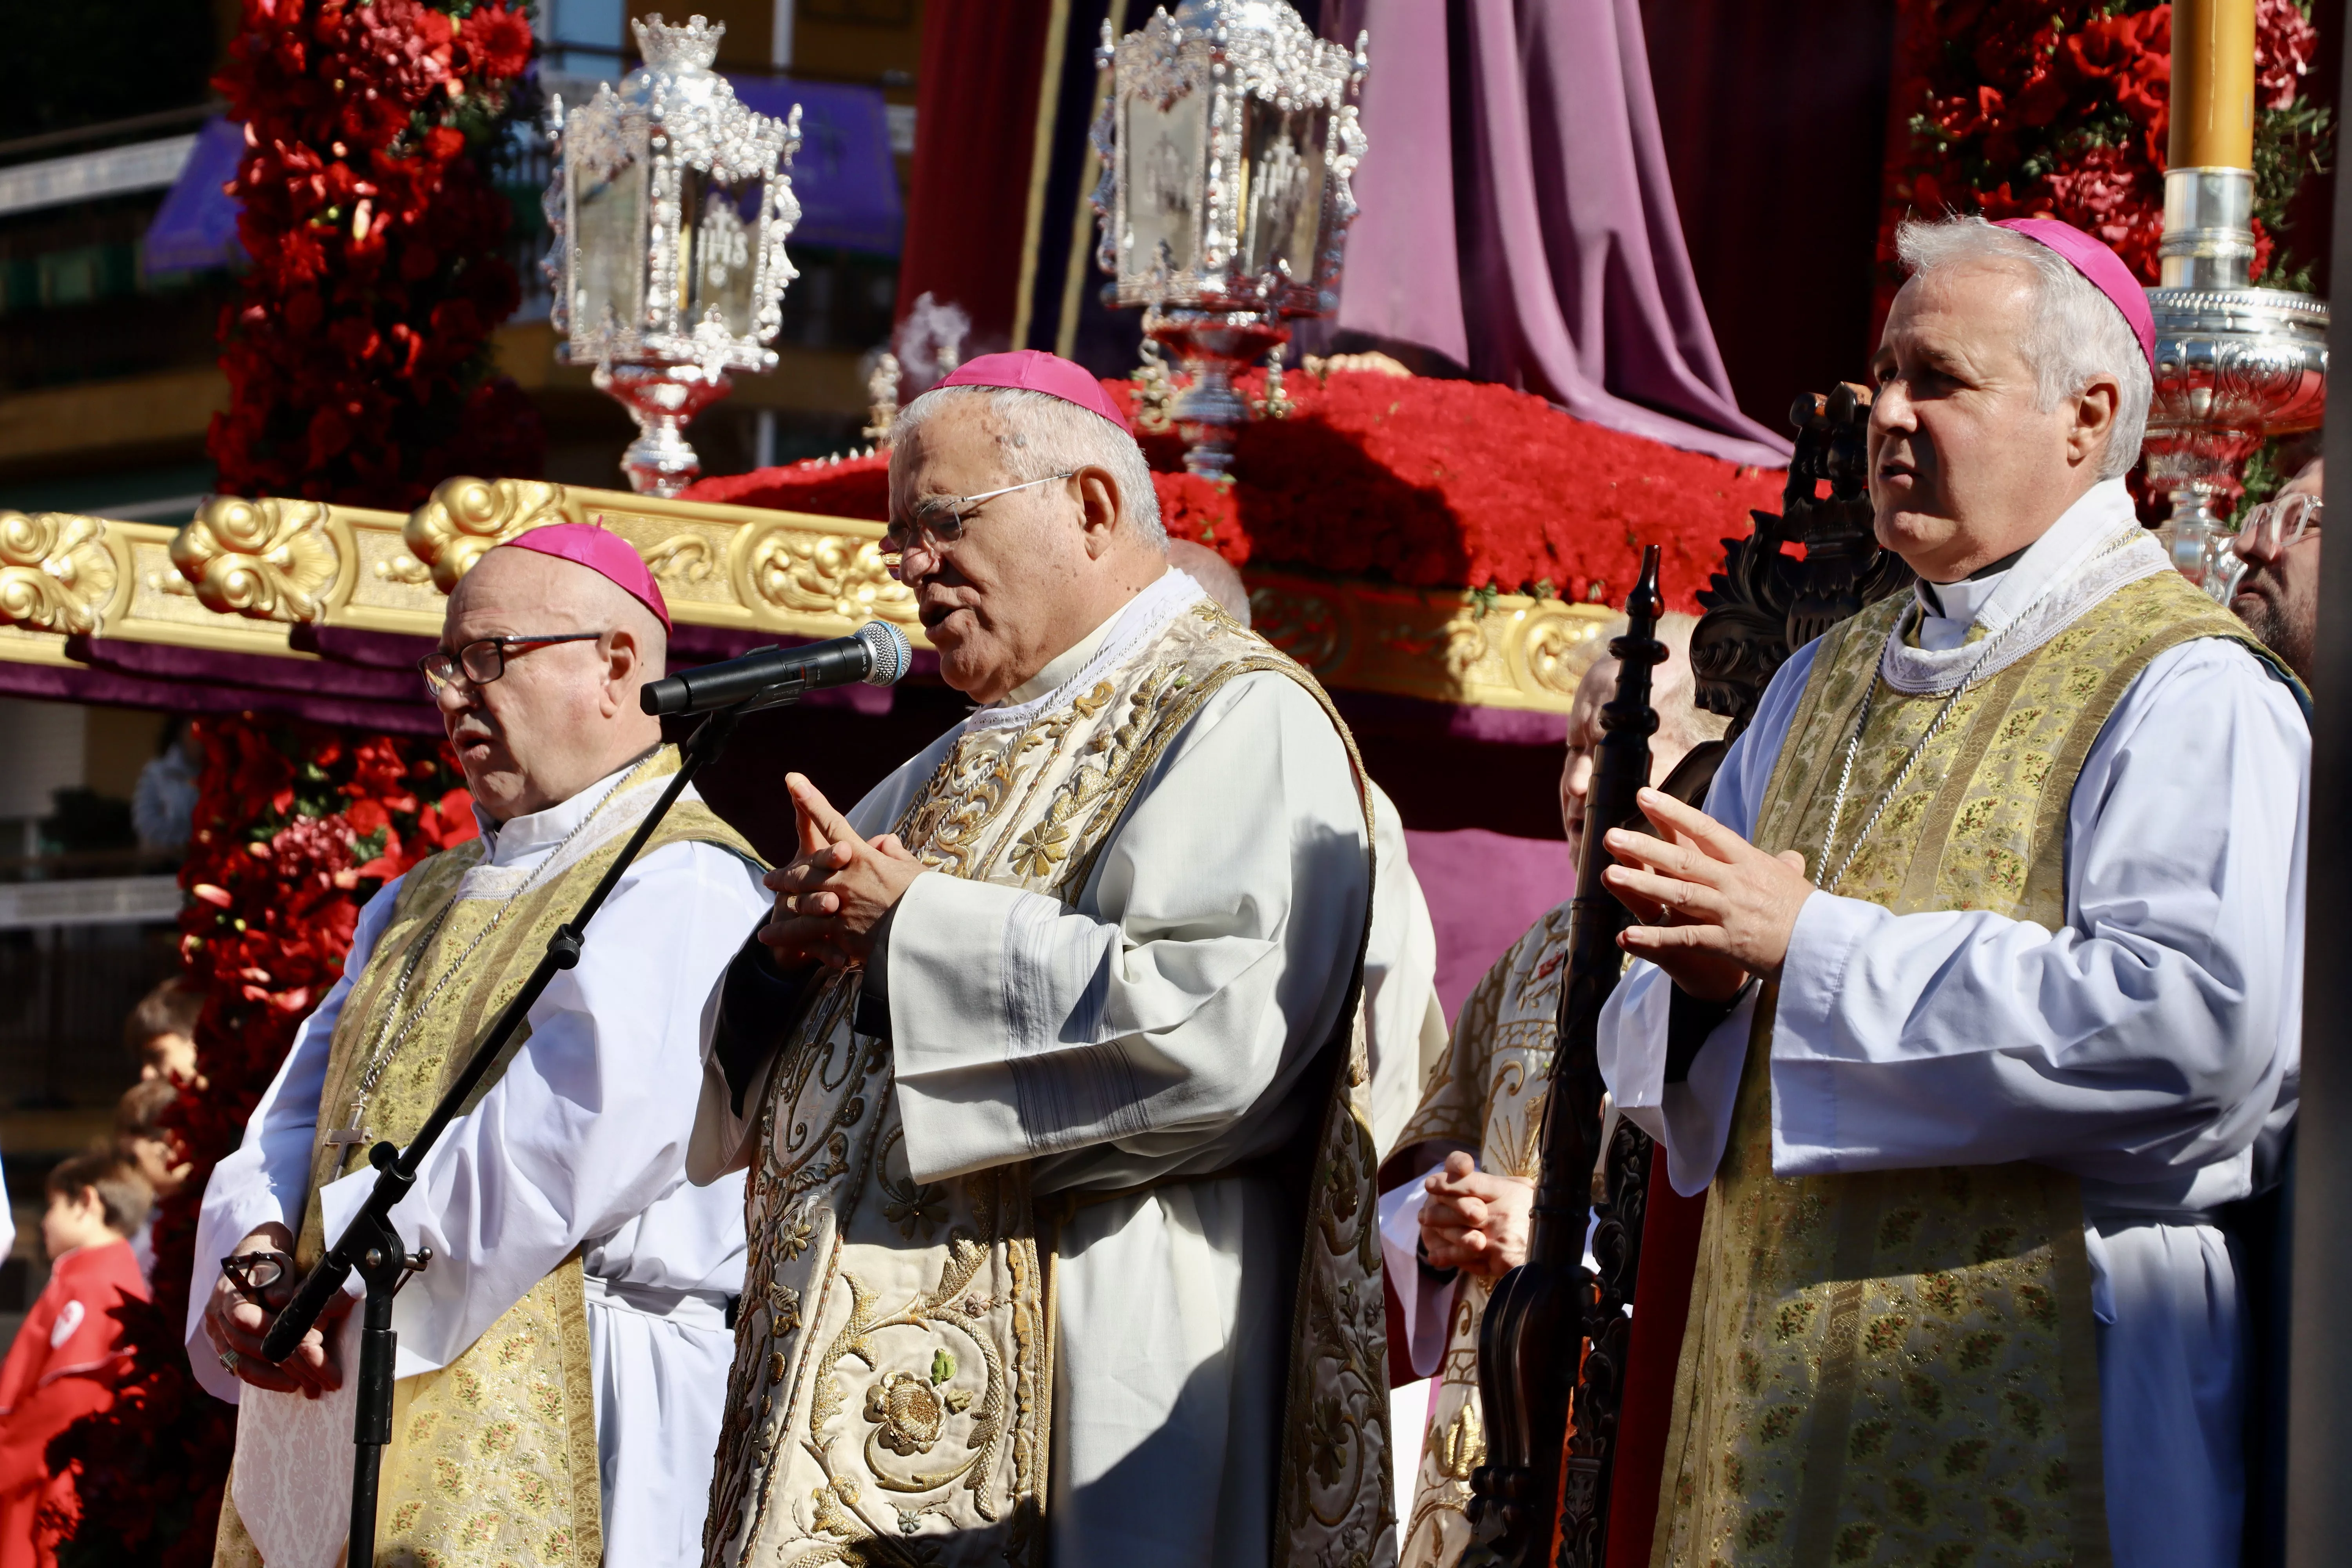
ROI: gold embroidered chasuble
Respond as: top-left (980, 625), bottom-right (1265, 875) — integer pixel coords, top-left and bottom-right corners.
top-left (704, 601), bottom-right (1394, 1568)
top-left (215, 751), bottom-right (759, 1568)
top-left (1652, 570), bottom-right (2277, 1568)
top-left (1391, 902), bottom-right (1572, 1568)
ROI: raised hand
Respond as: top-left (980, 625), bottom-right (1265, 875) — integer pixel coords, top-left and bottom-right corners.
top-left (1599, 786), bottom-right (1813, 1002)
top-left (758, 773), bottom-right (925, 969)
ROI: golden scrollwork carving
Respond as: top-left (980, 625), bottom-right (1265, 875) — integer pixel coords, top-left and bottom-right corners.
top-left (1520, 608), bottom-right (1611, 701)
top-left (0, 511), bottom-right (118, 635)
top-left (167, 496), bottom-right (337, 622)
top-left (742, 525), bottom-right (917, 624)
top-left (642, 533), bottom-right (716, 584)
top-left (404, 476), bottom-right (577, 592)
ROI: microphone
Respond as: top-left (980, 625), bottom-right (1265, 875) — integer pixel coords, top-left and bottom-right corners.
top-left (640, 621), bottom-right (913, 716)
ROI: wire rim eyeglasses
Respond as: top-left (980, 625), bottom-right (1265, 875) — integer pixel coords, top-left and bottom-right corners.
top-left (882, 471), bottom-right (1077, 573)
top-left (418, 632), bottom-right (607, 696)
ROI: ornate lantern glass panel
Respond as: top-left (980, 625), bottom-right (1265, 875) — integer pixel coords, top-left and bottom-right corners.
top-left (1093, 0), bottom-right (1367, 477)
top-left (545, 13), bottom-right (802, 497)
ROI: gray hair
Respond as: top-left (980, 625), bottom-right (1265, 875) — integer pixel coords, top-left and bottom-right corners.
top-left (1893, 215), bottom-right (2151, 481)
top-left (893, 384), bottom-right (1166, 546)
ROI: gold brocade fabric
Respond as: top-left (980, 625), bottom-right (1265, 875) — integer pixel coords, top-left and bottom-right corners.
top-left (1654, 571), bottom-right (2275, 1568)
top-left (1393, 902), bottom-right (1572, 1568)
top-left (219, 751), bottom-right (759, 1568)
top-left (706, 601), bottom-right (1393, 1568)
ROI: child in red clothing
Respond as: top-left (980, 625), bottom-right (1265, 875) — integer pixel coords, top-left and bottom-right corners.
top-left (0, 1156), bottom-right (152, 1568)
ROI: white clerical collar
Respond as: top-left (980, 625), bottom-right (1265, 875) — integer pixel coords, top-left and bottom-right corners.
top-left (1882, 476), bottom-right (2165, 693)
top-left (1909, 478), bottom-right (2140, 652)
top-left (976, 566), bottom-right (1206, 726)
top-left (472, 750), bottom-right (664, 867)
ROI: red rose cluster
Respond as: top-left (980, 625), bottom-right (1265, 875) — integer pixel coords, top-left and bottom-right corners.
top-left (1879, 0), bottom-right (2322, 291)
top-left (208, 0), bottom-right (544, 508)
top-left (49, 719), bottom-right (472, 1564)
top-left (686, 370), bottom-right (1788, 614)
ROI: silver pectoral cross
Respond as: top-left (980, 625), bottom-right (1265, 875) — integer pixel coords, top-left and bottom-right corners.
top-left (324, 1099), bottom-right (372, 1149)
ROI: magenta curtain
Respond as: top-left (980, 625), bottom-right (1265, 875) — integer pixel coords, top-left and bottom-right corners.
top-left (1325, 0), bottom-right (1790, 467)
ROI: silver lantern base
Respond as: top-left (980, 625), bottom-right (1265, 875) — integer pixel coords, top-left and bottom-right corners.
top-left (1149, 308), bottom-right (1292, 479)
top-left (593, 362), bottom-right (737, 498)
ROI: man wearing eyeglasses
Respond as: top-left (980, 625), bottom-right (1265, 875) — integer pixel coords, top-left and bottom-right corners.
top-left (2227, 458), bottom-right (2322, 683)
top-left (187, 526), bottom-right (770, 1568)
top-left (691, 351), bottom-right (1390, 1567)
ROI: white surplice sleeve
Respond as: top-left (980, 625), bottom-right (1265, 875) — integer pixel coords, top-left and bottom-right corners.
top-left (329, 840), bottom-right (768, 1378)
top-left (184, 872), bottom-right (407, 1403)
top-left (883, 671), bottom-right (1371, 1188)
top-left (1601, 636), bottom-right (2307, 1202)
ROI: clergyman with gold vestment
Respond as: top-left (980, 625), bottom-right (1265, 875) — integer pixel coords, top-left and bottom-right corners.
top-left (1595, 216), bottom-right (2305, 1567)
top-left (187, 528), bottom-right (770, 1567)
top-left (690, 352), bottom-right (1392, 1567)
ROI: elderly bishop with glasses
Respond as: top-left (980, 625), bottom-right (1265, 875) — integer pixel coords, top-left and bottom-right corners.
top-left (691, 351), bottom-right (1392, 1567)
top-left (1594, 216), bottom-right (2308, 1567)
top-left (188, 526), bottom-right (771, 1568)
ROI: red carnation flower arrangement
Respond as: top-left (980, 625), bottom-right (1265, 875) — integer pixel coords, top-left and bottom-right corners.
top-left (688, 370), bottom-right (1789, 615)
top-left (207, 0), bottom-right (545, 508)
top-left (1878, 0), bottom-right (2328, 294)
top-left (49, 719), bottom-right (471, 1565)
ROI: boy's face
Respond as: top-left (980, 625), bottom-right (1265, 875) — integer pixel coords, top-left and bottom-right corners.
top-left (41, 1187), bottom-right (112, 1260)
top-left (126, 1134), bottom-right (187, 1197)
top-left (140, 1031), bottom-right (198, 1083)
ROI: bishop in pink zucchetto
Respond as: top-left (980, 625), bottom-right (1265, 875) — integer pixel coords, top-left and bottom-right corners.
top-left (687, 335), bottom-right (1447, 1562)
top-left (1587, 212), bottom-right (2307, 1560)
top-left (192, 497), bottom-right (773, 1557)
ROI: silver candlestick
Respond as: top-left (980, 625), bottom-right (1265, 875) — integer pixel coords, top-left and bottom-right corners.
top-left (2143, 166), bottom-right (2328, 593)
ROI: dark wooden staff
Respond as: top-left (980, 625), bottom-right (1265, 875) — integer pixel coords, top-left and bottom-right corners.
top-left (1465, 545), bottom-right (1664, 1568)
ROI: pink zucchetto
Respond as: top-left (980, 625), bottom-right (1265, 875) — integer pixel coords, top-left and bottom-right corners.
top-left (1992, 218), bottom-right (2157, 369)
top-left (495, 523), bottom-right (671, 632)
top-left (937, 349), bottom-right (1131, 432)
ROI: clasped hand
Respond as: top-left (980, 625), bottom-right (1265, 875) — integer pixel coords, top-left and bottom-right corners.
top-left (201, 1222), bottom-right (350, 1397)
top-left (1419, 1152), bottom-right (1533, 1279)
top-left (759, 772), bottom-right (926, 970)
top-left (1598, 787), bottom-right (1814, 1002)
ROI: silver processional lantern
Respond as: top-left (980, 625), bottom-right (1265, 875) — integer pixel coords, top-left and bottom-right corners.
top-left (1091, 0), bottom-right (1368, 478)
top-left (544, 14), bottom-right (802, 497)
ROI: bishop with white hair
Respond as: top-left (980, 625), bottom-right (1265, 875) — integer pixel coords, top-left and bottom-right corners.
top-left (693, 351), bottom-right (1394, 1566)
top-left (1594, 216), bottom-right (2306, 1566)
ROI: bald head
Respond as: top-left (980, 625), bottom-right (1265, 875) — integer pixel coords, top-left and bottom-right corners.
top-left (1167, 540), bottom-right (1251, 624)
top-left (1559, 613), bottom-right (1726, 859)
top-left (434, 546), bottom-right (668, 821)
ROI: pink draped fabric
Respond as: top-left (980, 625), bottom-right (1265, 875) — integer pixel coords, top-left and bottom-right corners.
top-left (1326, 0), bottom-right (1791, 468)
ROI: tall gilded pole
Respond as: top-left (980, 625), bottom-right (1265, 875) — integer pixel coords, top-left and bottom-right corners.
top-left (2142, 0), bottom-right (2328, 589)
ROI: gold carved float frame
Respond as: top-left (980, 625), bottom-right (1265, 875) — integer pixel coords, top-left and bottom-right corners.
top-left (0, 478), bottom-right (1616, 714)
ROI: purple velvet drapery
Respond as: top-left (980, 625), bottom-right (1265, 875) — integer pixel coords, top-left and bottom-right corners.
top-left (1324, 0), bottom-right (1791, 468)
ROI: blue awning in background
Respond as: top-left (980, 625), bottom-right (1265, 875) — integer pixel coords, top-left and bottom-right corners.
top-left (142, 117), bottom-right (246, 276)
top-left (728, 76), bottom-right (903, 256)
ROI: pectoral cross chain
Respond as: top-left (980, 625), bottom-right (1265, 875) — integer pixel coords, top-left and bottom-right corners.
top-left (324, 1099), bottom-right (373, 1148)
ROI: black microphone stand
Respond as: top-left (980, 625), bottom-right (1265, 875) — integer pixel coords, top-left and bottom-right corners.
top-left (257, 701), bottom-right (749, 1568)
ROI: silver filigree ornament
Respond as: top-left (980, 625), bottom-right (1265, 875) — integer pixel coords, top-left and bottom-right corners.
top-left (1090, 0), bottom-right (1368, 477)
top-left (544, 13), bottom-right (804, 496)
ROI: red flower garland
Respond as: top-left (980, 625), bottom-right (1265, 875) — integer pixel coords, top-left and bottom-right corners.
top-left (209, 0), bottom-right (545, 507)
top-left (1879, 0), bottom-right (2327, 290)
top-left (49, 719), bottom-right (472, 1565)
top-left (686, 371), bottom-right (1789, 614)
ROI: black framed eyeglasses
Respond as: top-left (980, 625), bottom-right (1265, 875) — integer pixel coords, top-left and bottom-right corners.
top-left (418, 632), bottom-right (606, 695)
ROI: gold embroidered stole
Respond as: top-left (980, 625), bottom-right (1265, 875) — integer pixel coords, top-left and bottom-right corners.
top-left (220, 751), bottom-right (759, 1568)
top-left (1653, 570), bottom-right (2275, 1568)
top-left (707, 600), bottom-right (1391, 1568)
top-left (1394, 902), bottom-right (1572, 1568)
